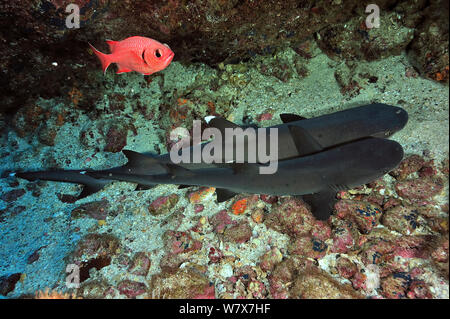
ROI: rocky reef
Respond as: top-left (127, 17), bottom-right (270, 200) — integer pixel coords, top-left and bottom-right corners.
top-left (0, 0), bottom-right (448, 300)
top-left (1, 0), bottom-right (448, 114)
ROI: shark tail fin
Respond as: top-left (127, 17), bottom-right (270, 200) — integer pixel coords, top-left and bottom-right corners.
top-left (16, 170), bottom-right (111, 201)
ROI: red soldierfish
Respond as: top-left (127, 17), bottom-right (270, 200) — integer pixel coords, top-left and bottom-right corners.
top-left (89, 36), bottom-right (174, 75)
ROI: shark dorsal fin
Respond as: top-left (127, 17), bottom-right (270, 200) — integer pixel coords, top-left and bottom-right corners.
top-left (208, 117), bottom-right (241, 135)
top-left (287, 125), bottom-right (323, 156)
top-left (280, 113), bottom-right (307, 123)
top-left (122, 150), bottom-right (168, 175)
top-left (216, 188), bottom-right (237, 202)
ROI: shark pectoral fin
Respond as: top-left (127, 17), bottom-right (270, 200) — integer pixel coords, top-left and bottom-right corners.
top-left (216, 188), bottom-right (237, 202)
top-left (279, 113), bottom-right (307, 123)
top-left (135, 184), bottom-right (154, 191)
top-left (77, 183), bottom-right (106, 200)
top-left (301, 190), bottom-right (337, 220)
top-left (287, 125), bottom-right (324, 156)
top-left (122, 150), bottom-right (169, 175)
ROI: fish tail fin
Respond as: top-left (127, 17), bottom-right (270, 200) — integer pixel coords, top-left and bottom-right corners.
top-left (16, 169), bottom-right (110, 201)
top-left (88, 42), bottom-right (112, 74)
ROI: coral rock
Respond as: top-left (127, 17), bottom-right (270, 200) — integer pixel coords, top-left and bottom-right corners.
top-left (291, 267), bottom-right (362, 299)
top-left (395, 177), bottom-right (444, 201)
top-left (148, 194), bottom-right (179, 216)
top-left (128, 252), bottom-right (151, 277)
top-left (265, 197), bottom-right (315, 238)
top-left (118, 280), bottom-right (147, 298)
top-left (148, 267), bottom-right (214, 299)
top-left (334, 200), bottom-right (383, 234)
top-left (71, 200), bottom-right (110, 220)
top-left (223, 222), bottom-right (252, 244)
top-left (381, 205), bottom-right (420, 235)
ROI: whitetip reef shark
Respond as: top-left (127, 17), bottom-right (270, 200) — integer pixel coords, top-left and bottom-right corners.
top-left (14, 103), bottom-right (408, 220)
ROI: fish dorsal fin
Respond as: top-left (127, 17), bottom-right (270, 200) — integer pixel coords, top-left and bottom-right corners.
top-left (106, 39), bottom-right (118, 52)
top-left (208, 117), bottom-right (242, 135)
top-left (122, 150), bottom-right (168, 175)
top-left (216, 188), bottom-right (237, 202)
top-left (288, 125), bottom-right (324, 156)
top-left (280, 113), bottom-right (307, 123)
top-left (178, 184), bottom-right (191, 189)
top-left (301, 189), bottom-right (337, 220)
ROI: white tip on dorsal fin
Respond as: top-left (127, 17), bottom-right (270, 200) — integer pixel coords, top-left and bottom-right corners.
top-left (204, 116), bottom-right (216, 124)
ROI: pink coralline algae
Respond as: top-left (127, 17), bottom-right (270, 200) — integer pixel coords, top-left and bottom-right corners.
top-left (395, 177), bottom-right (444, 202)
top-left (330, 219), bottom-right (358, 253)
top-left (148, 194), bottom-right (179, 216)
top-left (128, 252), bottom-right (151, 277)
top-left (334, 200), bottom-right (383, 234)
top-left (159, 231), bottom-right (202, 273)
top-left (390, 154), bottom-right (425, 180)
top-left (381, 205), bottom-right (419, 235)
top-left (209, 210), bottom-right (234, 234)
top-left (259, 247), bottom-right (283, 273)
top-left (223, 222), bottom-right (253, 244)
top-left (264, 197), bottom-right (316, 238)
top-left (117, 280), bottom-right (147, 298)
top-left (288, 236), bottom-right (328, 259)
top-left (336, 257), bottom-right (358, 279)
top-left (260, 194), bottom-right (278, 204)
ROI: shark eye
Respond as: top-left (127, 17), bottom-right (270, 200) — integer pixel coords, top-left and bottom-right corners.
top-left (155, 49), bottom-right (162, 58)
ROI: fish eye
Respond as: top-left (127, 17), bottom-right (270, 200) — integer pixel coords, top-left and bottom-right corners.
top-left (155, 49), bottom-right (162, 58)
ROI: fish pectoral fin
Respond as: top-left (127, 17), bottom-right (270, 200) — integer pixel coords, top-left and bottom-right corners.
top-left (301, 189), bottom-right (337, 220)
top-left (279, 113), bottom-right (307, 123)
top-left (122, 150), bottom-right (169, 175)
top-left (116, 64), bottom-right (133, 74)
top-left (287, 125), bottom-right (324, 156)
top-left (216, 188), bottom-right (237, 202)
top-left (77, 183), bottom-right (107, 200)
top-left (135, 184), bottom-right (154, 191)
